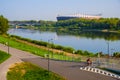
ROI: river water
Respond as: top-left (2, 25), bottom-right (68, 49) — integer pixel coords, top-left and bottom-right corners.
top-left (8, 28), bottom-right (120, 54)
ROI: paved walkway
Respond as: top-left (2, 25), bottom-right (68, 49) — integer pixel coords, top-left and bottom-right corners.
top-left (0, 43), bottom-right (117, 80)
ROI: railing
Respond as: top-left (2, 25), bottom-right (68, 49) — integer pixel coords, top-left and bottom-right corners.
top-left (92, 58), bottom-right (120, 70)
top-left (80, 66), bottom-right (120, 79)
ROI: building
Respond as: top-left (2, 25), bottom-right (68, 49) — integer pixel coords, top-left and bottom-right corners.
top-left (57, 13), bottom-right (102, 21)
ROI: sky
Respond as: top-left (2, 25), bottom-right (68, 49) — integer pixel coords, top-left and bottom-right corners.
top-left (0, 0), bottom-right (120, 21)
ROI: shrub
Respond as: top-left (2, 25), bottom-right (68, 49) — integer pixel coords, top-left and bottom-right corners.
top-left (113, 52), bottom-right (120, 58)
top-left (62, 47), bottom-right (75, 53)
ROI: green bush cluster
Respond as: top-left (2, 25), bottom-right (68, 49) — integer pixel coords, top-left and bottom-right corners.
top-left (113, 52), bottom-right (120, 58)
top-left (75, 50), bottom-right (95, 57)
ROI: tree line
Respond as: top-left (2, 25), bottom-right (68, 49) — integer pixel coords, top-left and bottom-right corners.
top-left (55, 18), bottom-right (120, 31)
top-left (10, 18), bottom-right (120, 31)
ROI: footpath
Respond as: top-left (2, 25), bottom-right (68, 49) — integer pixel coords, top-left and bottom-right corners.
top-left (0, 43), bottom-right (117, 80)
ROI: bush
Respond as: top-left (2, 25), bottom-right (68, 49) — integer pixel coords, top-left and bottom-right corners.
top-left (53, 45), bottom-right (63, 50)
top-left (75, 50), bottom-right (95, 57)
top-left (62, 47), bottom-right (75, 53)
top-left (113, 52), bottom-right (120, 58)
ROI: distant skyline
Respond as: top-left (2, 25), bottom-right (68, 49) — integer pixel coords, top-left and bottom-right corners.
top-left (0, 0), bottom-right (120, 21)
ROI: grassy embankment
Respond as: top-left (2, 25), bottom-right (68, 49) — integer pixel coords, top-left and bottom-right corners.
top-left (7, 62), bottom-right (66, 80)
top-left (0, 50), bottom-right (11, 64)
top-left (0, 35), bottom-right (82, 62)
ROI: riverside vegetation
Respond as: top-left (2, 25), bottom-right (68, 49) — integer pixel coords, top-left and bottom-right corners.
top-left (0, 35), bottom-right (81, 62)
top-left (1, 15), bottom-right (120, 58)
top-left (9, 17), bottom-right (120, 57)
top-left (9, 35), bottom-right (120, 58)
top-left (0, 35), bottom-right (120, 59)
top-left (10, 18), bottom-right (120, 32)
top-left (1, 15), bottom-right (120, 80)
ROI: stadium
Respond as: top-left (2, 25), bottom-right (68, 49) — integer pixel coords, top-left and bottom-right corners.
top-left (57, 13), bottom-right (102, 21)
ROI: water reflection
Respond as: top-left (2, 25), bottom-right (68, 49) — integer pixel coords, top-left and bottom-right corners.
top-left (8, 29), bottom-right (120, 54)
top-left (56, 30), bottom-right (120, 41)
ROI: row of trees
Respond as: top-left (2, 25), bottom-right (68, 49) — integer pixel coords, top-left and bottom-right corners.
top-left (10, 18), bottom-right (120, 31)
top-left (55, 18), bottom-right (120, 31)
top-left (0, 15), bottom-right (9, 34)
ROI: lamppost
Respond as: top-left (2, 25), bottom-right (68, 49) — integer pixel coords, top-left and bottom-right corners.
top-left (7, 28), bottom-right (15, 54)
top-left (107, 41), bottom-right (110, 67)
top-left (47, 40), bottom-right (50, 72)
top-left (47, 39), bottom-right (53, 71)
top-left (111, 48), bottom-right (115, 57)
top-left (6, 41), bottom-right (9, 54)
top-left (8, 40), bottom-right (9, 54)
top-left (97, 52), bottom-right (101, 66)
top-left (110, 48), bottom-right (115, 68)
top-left (51, 39), bottom-right (53, 59)
top-left (107, 42), bottom-right (110, 58)
top-left (72, 51), bottom-right (75, 61)
top-left (6, 33), bottom-right (11, 54)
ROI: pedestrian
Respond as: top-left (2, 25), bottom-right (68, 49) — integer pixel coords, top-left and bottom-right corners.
top-left (86, 58), bottom-right (92, 66)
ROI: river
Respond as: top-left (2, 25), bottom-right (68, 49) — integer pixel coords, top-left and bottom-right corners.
top-left (8, 28), bottom-right (120, 54)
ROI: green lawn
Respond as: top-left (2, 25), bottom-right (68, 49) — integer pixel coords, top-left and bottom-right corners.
top-left (0, 50), bottom-right (11, 64)
top-left (7, 62), bottom-right (66, 80)
top-left (0, 36), bottom-right (81, 62)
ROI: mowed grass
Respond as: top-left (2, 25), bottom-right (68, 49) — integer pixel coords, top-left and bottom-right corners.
top-left (7, 62), bottom-right (66, 80)
top-left (0, 50), bottom-right (11, 64)
top-left (0, 36), bottom-right (81, 62)
top-left (0, 36), bottom-right (47, 57)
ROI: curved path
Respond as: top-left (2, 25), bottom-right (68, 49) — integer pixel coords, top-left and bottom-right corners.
top-left (0, 43), bottom-right (117, 80)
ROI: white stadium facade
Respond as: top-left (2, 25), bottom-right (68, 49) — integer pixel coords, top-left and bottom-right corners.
top-left (57, 13), bottom-right (102, 21)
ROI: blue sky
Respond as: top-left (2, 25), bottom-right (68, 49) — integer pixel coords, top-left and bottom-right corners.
top-left (0, 0), bottom-right (120, 21)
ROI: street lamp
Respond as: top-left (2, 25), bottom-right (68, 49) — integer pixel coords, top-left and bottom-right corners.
top-left (111, 48), bottom-right (115, 57)
top-left (97, 52), bottom-right (101, 66)
top-left (51, 39), bottom-right (54, 59)
top-left (8, 41), bottom-right (9, 54)
top-left (7, 28), bottom-right (15, 54)
top-left (47, 39), bottom-right (53, 71)
top-left (47, 41), bottom-right (50, 72)
top-left (107, 41), bottom-right (110, 67)
top-left (72, 51), bottom-right (75, 61)
top-left (6, 41), bottom-right (9, 54)
top-left (107, 42), bottom-right (110, 58)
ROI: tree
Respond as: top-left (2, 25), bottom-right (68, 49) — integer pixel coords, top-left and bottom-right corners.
top-left (0, 15), bottom-right (9, 34)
